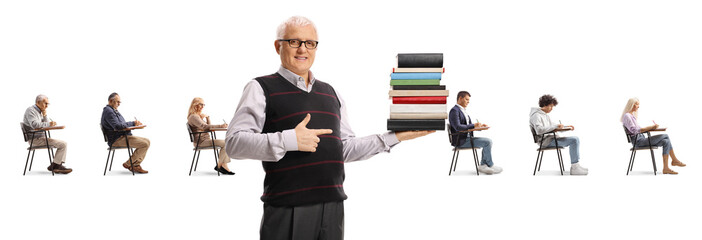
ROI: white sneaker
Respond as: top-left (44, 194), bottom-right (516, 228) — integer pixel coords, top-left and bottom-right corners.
top-left (572, 162), bottom-right (589, 171)
top-left (570, 163), bottom-right (588, 175)
top-left (490, 165), bottom-right (503, 174)
top-left (478, 164), bottom-right (495, 174)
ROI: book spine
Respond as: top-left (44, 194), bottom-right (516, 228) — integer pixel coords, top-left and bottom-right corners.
top-left (390, 79), bottom-right (440, 86)
top-left (387, 119), bottom-right (446, 131)
top-left (392, 85), bottom-right (446, 90)
top-left (389, 113), bottom-right (448, 119)
top-left (392, 68), bottom-right (445, 73)
top-left (390, 104), bottom-right (446, 113)
top-left (397, 53), bottom-right (443, 68)
top-left (390, 72), bottom-right (442, 80)
top-left (388, 90), bottom-right (449, 97)
top-left (392, 96), bottom-right (447, 104)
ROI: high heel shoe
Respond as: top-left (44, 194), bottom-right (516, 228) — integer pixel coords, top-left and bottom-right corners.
top-left (215, 166), bottom-right (235, 175)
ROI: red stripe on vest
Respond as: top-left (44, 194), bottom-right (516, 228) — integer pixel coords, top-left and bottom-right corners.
top-left (262, 184), bottom-right (344, 196)
top-left (265, 160), bottom-right (344, 173)
top-left (313, 91), bottom-right (338, 99)
top-left (319, 135), bottom-right (341, 141)
top-left (269, 91), bottom-right (302, 97)
top-left (271, 110), bottom-right (340, 123)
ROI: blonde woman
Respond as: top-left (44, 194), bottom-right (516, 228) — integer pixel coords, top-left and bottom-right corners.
top-left (188, 97), bottom-right (233, 175)
top-left (621, 98), bottom-right (685, 174)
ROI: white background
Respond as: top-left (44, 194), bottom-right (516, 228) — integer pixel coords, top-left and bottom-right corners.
top-left (1, 0), bottom-right (700, 239)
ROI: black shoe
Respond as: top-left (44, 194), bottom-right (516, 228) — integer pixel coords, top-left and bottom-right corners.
top-left (215, 166), bottom-right (235, 175)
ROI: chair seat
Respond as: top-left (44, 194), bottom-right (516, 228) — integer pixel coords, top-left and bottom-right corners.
top-left (454, 146), bottom-right (481, 150)
top-left (194, 146), bottom-right (222, 150)
top-left (631, 146), bottom-right (659, 151)
top-left (536, 146), bottom-right (564, 151)
top-left (107, 146), bottom-right (132, 150)
top-left (27, 146), bottom-right (56, 150)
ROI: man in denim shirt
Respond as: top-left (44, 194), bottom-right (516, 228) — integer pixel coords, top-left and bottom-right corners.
top-left (101, 92), bottom-right (150, 174)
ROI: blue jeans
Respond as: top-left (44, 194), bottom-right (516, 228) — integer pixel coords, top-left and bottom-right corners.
top-left (544, 136), bottom-right (580, 164)
top-left (458, 137), bottom-right (494, 167)
top-left (635, 134), bottom-right (673, 155)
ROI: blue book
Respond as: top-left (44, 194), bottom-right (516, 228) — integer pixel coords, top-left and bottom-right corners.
top-left (390, 72), bottom-right (442, 80)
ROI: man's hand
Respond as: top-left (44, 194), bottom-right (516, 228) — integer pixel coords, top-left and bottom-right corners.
top-left (50, 121), bottom-right (57, 127)
top-left (295, 114), bottom-right (333, 152)
top-left (395, 130), bottom-right (435, 141)
top-left (135, 120), bottom-right (143, 126)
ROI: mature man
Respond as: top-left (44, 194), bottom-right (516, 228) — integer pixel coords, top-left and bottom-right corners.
top-left (22, 94), bottom-right (72, 174)
top-left (448, 91), bottom-right (502, 174)
top-left (100, 92), bottom-right (150, 174)
top-left (226, 16), bottom-right (432, 239)
top-left (529, 94), bottom-right (588, 175)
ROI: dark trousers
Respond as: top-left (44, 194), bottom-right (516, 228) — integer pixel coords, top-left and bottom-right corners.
top-left (260, 201), bottom-right (344, 240)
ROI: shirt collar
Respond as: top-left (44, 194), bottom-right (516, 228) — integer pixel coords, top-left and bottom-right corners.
top-left (33, 105), bottom-right (41, 112)
top-left (107, 105), bottom-right (119, 113)
top-left (277, 66), bottom-right (316, 92)
top-left (456, 104), bottom-right (466, 111)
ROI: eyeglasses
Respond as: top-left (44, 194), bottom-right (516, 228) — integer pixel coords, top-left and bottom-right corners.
top-left (197, 103), bottom-right (205, 107)
top-left (278, 39), bottom-right (319, 49)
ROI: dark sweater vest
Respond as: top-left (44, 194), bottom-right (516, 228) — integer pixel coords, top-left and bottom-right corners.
top-left (256, 73), bottom-right (346, 207)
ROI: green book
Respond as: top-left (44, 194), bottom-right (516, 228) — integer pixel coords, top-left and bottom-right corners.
top-left (390, 79), bottom-right (440, 86)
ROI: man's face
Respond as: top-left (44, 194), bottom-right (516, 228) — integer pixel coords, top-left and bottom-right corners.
top-left (543, 104), bottom-right (554, 113)
top-left (458, 95), bottom-right (470, 108)
top-left (275, 25), bottom-right (317, 76)
top-left (110, 95), bottom-right (121, 109)
top-left (36, 98), bottom-right (49, 111)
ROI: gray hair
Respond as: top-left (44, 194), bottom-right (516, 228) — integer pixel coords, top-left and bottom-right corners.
top-left (276, 16), bottom-right (317, 39)
top-left (108, 92), bottom-right (119, 102)
top-left (35, 94), bottom-right (48, 103)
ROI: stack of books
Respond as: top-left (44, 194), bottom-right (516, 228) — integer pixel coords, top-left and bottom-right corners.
top-left (387, 53), bottom-right (448, 131)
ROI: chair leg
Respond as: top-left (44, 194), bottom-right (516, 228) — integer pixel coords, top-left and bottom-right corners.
top-left (533, 150), bottom-right (542, 176)
top-left (211, 138), bottom-right (220, 177)
top-left (125, 138), bottom-right (135, 176)
top-left (626, 150), bottom-right (635, 175)
top-left (556, 149), bottom-right (564, 175)
top-left (194, 150), bottom-right (201, 172)
top-left (559, 149), bottom-right (565, 173)
top-left (109, 150), bottom-right (116, 171)
top-left (189, 149), bottom-right (198, 176)
top-left (23, 148), bottom-right (33, 176)
top-left (537, 150), bottom-right (544, 171)
top-left (649, 147), bottom-right (657, 175)
top-left (104, 149), bottom-right (112, 176)
top-left (29, 150), bottom-right (36, 172)
top-left (449, 149), bottom-right (457, 176)
top-left (630, 149), bottom-right (637, 172)
top-left (45, 137), bottom-right (54, 176)
top-left (453, 151), bottom-right (459, 172)
top-left (472, 148), bottom-right (480, 176)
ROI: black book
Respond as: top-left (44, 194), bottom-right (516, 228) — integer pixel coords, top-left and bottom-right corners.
top-left (397, 53), bottom-right (443, 68)
top-left (387, 119), bottom-right (445, 131)
top-left (392, 85), bottom-right (446, 90)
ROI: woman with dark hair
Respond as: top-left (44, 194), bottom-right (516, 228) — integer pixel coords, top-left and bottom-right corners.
top-left (529, 94), bottom-right (588, 175)
top-left (621, 98), bottom-right (685, 174)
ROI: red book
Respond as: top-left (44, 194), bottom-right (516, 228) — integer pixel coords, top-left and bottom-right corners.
top-left (392, 96), bottom-right (447, 104)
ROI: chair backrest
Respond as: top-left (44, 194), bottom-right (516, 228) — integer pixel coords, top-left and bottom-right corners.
top-left (446, 124), bottom-right (454, 145)
top-left (623, 125), bottom-right (634, 143)
top-left (20, 123), bottom-right (29, 142)
top-left (530, 126), bottom-right (539, 143)
top-left (100, 125), bottom-right (109, 143)
top-left (186, 123), bottom-right (195, 143)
